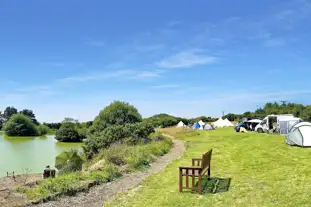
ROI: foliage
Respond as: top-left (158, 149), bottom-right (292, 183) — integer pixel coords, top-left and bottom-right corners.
top-left (62, 117), bottom-right (79, 124)
top-left (122, 121), bottom-right (155, 145)
top-left (91, 101), bottom-right (142, 134)
top-left (83, 122), bottom-right (155, 159)
top-left (3, 106), bottom-right (18, 121)
top-left (43, 122), bottom-right (62, 130)
top-left (55, 124), bottom-right (82, 142)
top-left (223, 101), bottom-right (311, 122)
top-left (20, 109), bottom-right (39, 125)
top-left (4, 113), bottom-right (39, 136)
top-left (20, 165), bottom-right (121, 201)
top-left (88, 136), bottom-right (173, 171)
top-left (37, 124), bottom-right (50, 136)
top-left (55, 149), bottom-right (84, 174)
top-left (77, 127), bottom-right (88, 140)
top-left (18, 135), bottom-right (172, 202)
top-left (106, 128), bottom-right (311, 207)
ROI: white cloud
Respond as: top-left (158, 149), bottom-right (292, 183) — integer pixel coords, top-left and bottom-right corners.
top-left (156, 50), bottom-right (218, 69)
top-left (167, 20), bottom-right (182, 27)
top-left (85, 40), bottom-right (105, 47)
top-left (151, 84), bottom-right (180, 89)
top-left (263, 38), bottom-right (285, 48)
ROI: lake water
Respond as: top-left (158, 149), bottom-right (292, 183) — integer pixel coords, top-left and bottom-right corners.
top-left (0, 132), bottom-right (82, 177)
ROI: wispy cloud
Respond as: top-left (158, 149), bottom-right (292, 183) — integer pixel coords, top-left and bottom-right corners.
top-left (167, 20), bottom-right (182, 27)
top-left (85, 40), bottom-right (105, 47)
top-left (134, 70), bottom-right (165, 78)
top-left (263, 38), bottom-right (285, 48)
top-left (151, 84), bottom-right (180, 89)
top-left (156, 50), bottom-right (218, 69)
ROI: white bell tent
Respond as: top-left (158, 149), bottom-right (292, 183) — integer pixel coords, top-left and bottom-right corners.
top-left (224, 118), bottom-right (234, 127)
top-left (213, 118), bottom-right (224, 128)
top-left (198, 120), bottom-right (205, 126)
top-left (176, 121), bottom-right (185, 128)
top-left (286, 122), bottom-right (311, 147)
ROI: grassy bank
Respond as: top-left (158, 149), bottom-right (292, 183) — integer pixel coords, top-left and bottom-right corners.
top-left (105, 127), bottom-right (311, 207)
top-left (17, 136), bottom-right (173, 203)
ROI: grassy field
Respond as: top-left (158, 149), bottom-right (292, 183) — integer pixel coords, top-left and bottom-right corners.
top-left (105, 127), bottom-right (311, 207)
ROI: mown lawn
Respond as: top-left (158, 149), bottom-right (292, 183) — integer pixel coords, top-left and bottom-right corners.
top-left (105, 128), bottom-right (311, 207)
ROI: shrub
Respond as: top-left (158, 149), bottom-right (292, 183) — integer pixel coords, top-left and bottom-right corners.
top-left (56, 149), bottom-right (84, 174)
top-left (4, 114), bottom-right (39, 136)
top-left (91, 101), bottom-right (142, 134)
top-left (55, 125), bottom-right (82, 142)
top-left (83, 122), bottom-right (155, 159)
top-left (37, 125), bottom-right (50, 136)
top-left (77, 127), bottom-right (88, 140)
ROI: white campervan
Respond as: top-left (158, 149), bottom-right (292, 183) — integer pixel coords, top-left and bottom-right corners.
top-left (255, 114), bottom-right (295, 133)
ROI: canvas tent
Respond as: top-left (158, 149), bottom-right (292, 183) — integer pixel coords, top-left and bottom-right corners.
top-left (286, 122), bottom-right (311, 147)
top-left (213, 118), bottom-right (233, 128)
top-left (198, 120), bottom-right (205, 126)
top-left (176, 121), bottom-right (185, 128)
top-left (204, 124), bottom-right (215, 130)
top-left (224, 118), bottom-right (234, 127)
top-left (192, 122), bottom-right (201, 129)
top-left (213, 118), bottom-right (224, 128)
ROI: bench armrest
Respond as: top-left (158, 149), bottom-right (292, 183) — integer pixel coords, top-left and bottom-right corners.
top-left (192, 158), bottom-right (202, 166)
top-left (179, 166), bottom-right (202, 170)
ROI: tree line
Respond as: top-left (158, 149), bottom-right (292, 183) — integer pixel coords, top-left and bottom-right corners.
top-left (223, 102), bottom-right (311, 122)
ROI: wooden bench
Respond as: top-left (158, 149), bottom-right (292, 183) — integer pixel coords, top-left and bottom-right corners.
top-left (179, 149), bottom-right (212, 194)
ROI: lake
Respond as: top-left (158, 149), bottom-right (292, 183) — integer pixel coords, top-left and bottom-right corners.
top-left (0, 132), bottom-right (82, 177)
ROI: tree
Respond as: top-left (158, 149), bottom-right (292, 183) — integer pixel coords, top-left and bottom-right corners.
top-left (4, 114), bottom-right (39, 136)
top-left (37, 125), bottom-right (50, 136)
top-left (62, 117), bottom-right (79, 124)
top-left (55, 124), bottom-right (82, 142)
top-left (20, 109), bottom-right (39, 125)
top-left (3, 106), bottom-right (18, 121)
top-left (91, 101), bottom-right (142, 134)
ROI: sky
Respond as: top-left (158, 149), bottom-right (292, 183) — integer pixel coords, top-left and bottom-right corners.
top-left (1, 0), bottom-right (311, 122)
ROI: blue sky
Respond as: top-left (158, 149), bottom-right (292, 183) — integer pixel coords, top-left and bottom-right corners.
top-left (1, 0), bottom-right (311, 122)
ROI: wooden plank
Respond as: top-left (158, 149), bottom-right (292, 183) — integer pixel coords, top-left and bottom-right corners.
top-left (186, 169), bottom-right (189, 188)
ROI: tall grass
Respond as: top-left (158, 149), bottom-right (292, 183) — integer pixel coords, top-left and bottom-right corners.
top-left (18, 135), bottom-right (173, 202)
top-left (90, 137), bottom-right (173, 171)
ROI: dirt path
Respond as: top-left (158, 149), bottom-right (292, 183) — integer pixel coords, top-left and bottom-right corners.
top-left (33, 135), bottom-right (185, 207)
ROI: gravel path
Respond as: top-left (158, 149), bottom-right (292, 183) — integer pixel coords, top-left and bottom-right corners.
top-left (33, 135), bottom-right (185, 207)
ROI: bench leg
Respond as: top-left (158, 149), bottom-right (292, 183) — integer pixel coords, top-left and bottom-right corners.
top-left (208, 167), bottom-right (211, 180)
top-left (198, 176), bottom-right (202, 194)
top-left (179, 169), bottom-right (183, 192)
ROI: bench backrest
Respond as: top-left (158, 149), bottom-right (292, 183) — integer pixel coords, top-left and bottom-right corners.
top-left (201, 149), bottom-right (212, 172)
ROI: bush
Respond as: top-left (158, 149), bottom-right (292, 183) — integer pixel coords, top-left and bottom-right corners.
top-left (55, 149), bottom-right (84, 175)
top-left (83, 122), bottom-right (155, 159)
top-left (91, 101), bottom-right (142, 134)
top-left (37, 125), bottom-right (50, 136)
top-left (77, 127), bottom-right (88, 140)
top-left (123, 122), bottom-right (155, 145)
top-left (55, 125), bottom-right (82, 142)
top-left (4, 114), bottom-right (39, 136)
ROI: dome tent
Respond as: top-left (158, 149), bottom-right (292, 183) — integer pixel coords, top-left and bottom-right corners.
top-left (204, 124), bottom-right (215, 130)
top-left (192, 122), bottom-right (200, 129)
top-left (286, 122), bottom-right (311, 147)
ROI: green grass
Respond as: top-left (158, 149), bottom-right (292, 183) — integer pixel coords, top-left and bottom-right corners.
top-left (18, 164), bottom-right (121, 202)
top-left (105, 128), bottom-right (311, 207)
top-left (18, 137), bottom-right (173, 202)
